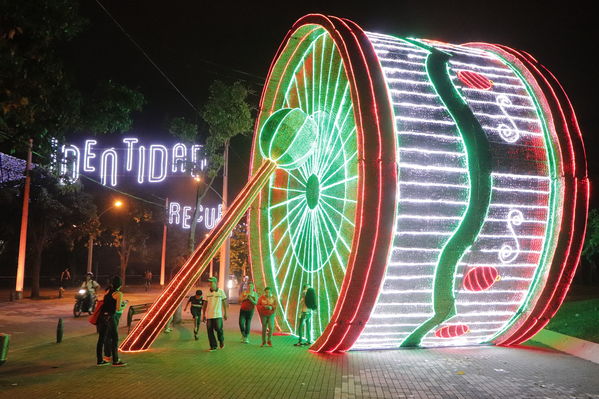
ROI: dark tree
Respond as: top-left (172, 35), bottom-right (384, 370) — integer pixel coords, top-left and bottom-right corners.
top-left (169, 80), bottom-right (253, 253)
top-left (0, 0), bottom-right (144, 158)
top-left (581, 209), bottom-right (599, 284)
top-left (101, 202), bottom-right (154, 286)
top-left (0, 167), bottom-right (97, 297)
top-left (229, 221), bottom-right (249, 278)
top-left (0, 0), bottom-right (145, 295)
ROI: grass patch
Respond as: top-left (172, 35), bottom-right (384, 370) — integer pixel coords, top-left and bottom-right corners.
top-left (545, 298), bottom-right (599, 344)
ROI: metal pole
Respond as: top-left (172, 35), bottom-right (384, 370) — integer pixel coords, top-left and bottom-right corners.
top-left (86, 235), bottom-right (94, 274)
top-left (160, 197), bottom-right (168, 286)
top-left (218, 141), bottom-right (230, 291)
top-left (15, 138), bottom-right (33, 300)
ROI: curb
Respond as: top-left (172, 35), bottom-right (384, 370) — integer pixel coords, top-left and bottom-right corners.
top-left (532, 329), bottom-right (599, 364)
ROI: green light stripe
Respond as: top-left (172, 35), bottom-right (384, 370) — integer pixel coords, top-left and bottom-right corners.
top-left (316, 203), bottom-right (352, 254)
top-left (287, 170), bottom-right (307, 187)
top-left (320, 175), bottom-right (359, 191)
top-left (316, 207), bottom-right (348, 272)
top-left (320, 199), bottom-right (356, 227)
top-left (320, 149), bottom-right (358, 186)
top-left (270, 198), bottom-right (306, 235)
top-left (268, 194), bottom-right (303, 211)
top-left (318, 107), bottom-right (355, 176)
top-left (271, 186), bottom-right (306, 194)
top-left (316, 85), bottom-right (350, 172)
top-left (275, 236), bottom-right (295, 276)
top-left (400, 40), bottom-right (492, 347)
top-left (320, 193), bottom-right (358, 203)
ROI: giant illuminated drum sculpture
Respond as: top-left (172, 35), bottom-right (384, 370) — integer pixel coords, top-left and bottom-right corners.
top-left (120, 14), bottom-right (588, 353)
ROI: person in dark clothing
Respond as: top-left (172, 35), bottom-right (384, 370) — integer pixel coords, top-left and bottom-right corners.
top-left (295, 285), bottom-right (318, 346)
top-left (59, 267), bottom-right (71, 297)
top-left (184, 290), bottom-right (204, 340)
top-left (101, 282), bottom-right (127, 361)
top-left (96, 275), bottom-right (127, 366)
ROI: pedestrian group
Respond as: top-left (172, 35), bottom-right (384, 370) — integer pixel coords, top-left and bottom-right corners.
top-left (92, 275), bottom-right (317, 366)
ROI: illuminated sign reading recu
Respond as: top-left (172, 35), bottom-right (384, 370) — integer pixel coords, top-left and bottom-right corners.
top-left (168, 201), bottom-right (222, 230)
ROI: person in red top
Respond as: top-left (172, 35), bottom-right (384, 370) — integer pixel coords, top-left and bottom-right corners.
top-left (257, 286), bottom-right (278, 347)
top-left (238, 282), bottom-right (257, 343)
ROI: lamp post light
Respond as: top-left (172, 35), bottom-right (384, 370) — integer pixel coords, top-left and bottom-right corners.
top-left (87, 200), bottom-right (123, 274)
top-left (160, 197), bottom-right (168, 287)
top-left (14, 139), bottom-right (33, 300)
top-left (219, 142), bottom-right (230, 291)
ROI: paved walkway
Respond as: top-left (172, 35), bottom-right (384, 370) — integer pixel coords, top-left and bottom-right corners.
top-left (1, 286), bottom-right (599, 399)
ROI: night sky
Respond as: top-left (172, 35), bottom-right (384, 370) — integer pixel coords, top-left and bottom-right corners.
top-left (68, 0), bottom-right (597, 203)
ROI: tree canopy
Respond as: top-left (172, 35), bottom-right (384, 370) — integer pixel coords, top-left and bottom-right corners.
top-left (170, 80), bottom-right (253, 177)
top-left (0, 0), bottom-right (144, 158)
top-left (169, 80), bottom-right (254, 252)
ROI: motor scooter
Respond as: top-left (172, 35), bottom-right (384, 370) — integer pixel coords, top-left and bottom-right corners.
top-left (73, 289), bottom-right (96, 317)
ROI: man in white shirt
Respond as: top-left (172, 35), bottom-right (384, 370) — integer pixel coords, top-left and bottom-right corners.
top-left (80, 272), bottom-right (100, 312)
top-left (202, 276), bottom-right (228, 351)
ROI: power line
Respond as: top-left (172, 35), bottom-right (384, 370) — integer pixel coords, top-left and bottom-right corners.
top-left (94, 0), bottom-right (265, 109)
top-left (198, 59), bottom-right (265, 85)
top-left (94, 0), bottom-right (201, 116)
top-left (78, 174), bottom-right (165, 208)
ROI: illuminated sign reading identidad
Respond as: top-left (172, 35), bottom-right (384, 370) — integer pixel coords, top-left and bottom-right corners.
top-left (59, 138), bottom-right (207, 186)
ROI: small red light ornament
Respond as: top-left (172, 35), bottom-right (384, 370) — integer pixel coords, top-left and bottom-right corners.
top-left (435, 324), bottom-right (470, 338)
top-left (457, 70), bottom-right (494, 90)
top-left (463, 266), bottom-right (500, 292)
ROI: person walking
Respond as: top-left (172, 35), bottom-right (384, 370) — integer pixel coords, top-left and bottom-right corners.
top-left (96, 275), bottom-right (127, 366)
top-left (238, 282), bottom-right (257, 343)
top-left (239, 274), bottom-right (249, 297)
top-left (144, 270), bottom-right (153, 291)
top-left (202, 276), bottom-right (228, 351)
top-left (58, 267), bottom-right (71, 298)
top-left (184, 289), bottom-right (204, 340)
top-left (257, 286), bottom-right (278, 347)
top-left (294, 284), bottom-right (317, 346)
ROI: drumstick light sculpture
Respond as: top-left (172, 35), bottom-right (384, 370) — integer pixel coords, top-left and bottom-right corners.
top-left (119, 108), bottom-right (319, 352)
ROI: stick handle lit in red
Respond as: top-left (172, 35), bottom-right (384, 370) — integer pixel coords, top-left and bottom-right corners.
top-left (120, 160), bottom-right (277, 352)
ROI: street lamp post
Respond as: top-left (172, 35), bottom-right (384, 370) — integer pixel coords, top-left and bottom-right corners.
top-left (15, 139), bottom-right (33, 300)
top-left (87, 200), bottom-right (123, 274)
top-left (219, 141), bottom-right (230, 291)
top-left (160, 197), bottom-right (168, 286)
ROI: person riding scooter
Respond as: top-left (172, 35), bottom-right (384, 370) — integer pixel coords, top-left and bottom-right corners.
top-left (80, 272), bottom-right (100, 312)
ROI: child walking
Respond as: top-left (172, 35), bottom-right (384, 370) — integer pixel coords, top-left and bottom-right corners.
top-left (184, 289), bottom-right (204, 340)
